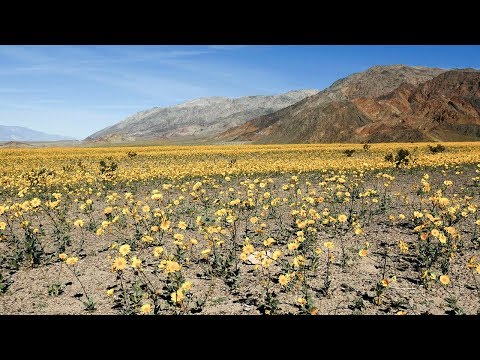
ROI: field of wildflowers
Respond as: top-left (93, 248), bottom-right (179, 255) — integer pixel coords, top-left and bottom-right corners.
top-left (0, 142), bottom-right (479, 314)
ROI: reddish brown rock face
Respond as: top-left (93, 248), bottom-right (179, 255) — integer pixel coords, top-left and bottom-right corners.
top-left (219, 68), bottom-right (480, 144)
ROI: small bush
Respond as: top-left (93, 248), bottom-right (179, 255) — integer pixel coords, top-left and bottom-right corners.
top-left (363, 143), bottom-right (371, 151)
top-left (343, 149), bottom-right (355, 157)
top-left (385, 149), bottom-right (410, 168)
top-left (0, 273), bottom-right (10, 294)
top-left (99, 159), bottom-right (118, 175)
top-left (428, 144), bottom-right (446, 154)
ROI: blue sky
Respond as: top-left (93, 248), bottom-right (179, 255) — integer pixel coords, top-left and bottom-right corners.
top-left (0, 45), bottom-right (479, 139)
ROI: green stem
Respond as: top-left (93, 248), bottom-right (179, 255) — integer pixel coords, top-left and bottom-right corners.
top-left (67, 265), bottom-right (90, 300)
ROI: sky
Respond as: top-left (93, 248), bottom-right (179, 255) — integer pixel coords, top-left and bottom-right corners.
top-left (0, 45), bottom-right (479, 139)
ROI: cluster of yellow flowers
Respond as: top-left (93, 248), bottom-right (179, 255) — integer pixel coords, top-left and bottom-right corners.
top-left (0, 142), bottom-right (479, 194)
top-left (1, 142), bottom-right (480, 314)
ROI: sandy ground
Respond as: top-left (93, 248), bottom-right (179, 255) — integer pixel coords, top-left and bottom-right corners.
top-left (1, 167), bottom-right (479, 315)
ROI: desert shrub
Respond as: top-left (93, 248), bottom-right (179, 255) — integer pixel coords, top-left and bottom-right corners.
top-left (343, 149), bottom-right (355, 157)
top-left (428, 144), bottom-right (446, 154)
top-left (385, 149), bottom-right (410, 168)
top-left (99, 158), bottom-right (118, 184)
top-left (384, 153), bottom-right (394, 162)
top-left (0, 273), bottom-right (10, 294)
top-left (99, 159), bottom-right (118, 174)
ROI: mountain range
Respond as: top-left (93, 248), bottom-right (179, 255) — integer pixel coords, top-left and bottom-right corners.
top-left (86, 65), bottom-right (480, 144)
top-left (0, 125), bottom-right (75, 142)
top-left (86, 90), bottom-right (318, 143)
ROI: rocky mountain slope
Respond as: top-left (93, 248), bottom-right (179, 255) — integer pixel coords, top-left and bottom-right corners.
top-left (85, 65), bottom-right (480, 144)
top-left (352, 69), bottom-right (480, 142)
top-left (218, 65), bottom-right (448, 142)
top-left (220, 67), bottom-right (480, 143)
top-left (85, 90), bottom-right (318, 142)
top-left (0, 125), bottom-right (75, 142)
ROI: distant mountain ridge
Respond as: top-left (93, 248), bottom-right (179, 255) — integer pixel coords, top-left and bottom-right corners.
top-left (85, 64), bottom-right (480, 144)
top-left (218, 65), bottom-right (448, 142)
top-left (227, 67), bottom-right (480, 143)
top-left (0, 125), bottom-right (75, 142)
top-left (86, 89), bottom-right (319, 142)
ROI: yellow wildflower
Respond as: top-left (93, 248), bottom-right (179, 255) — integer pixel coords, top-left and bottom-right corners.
top-left (242, 243), bottom-right (254, 255)
top-left (131, 256), bottom-right (142, 269)
top-left (173, 233), bottom-right (185, 241)
top-left (119, 244), bottom-right (131, 256)
top-left (140, 303), bottom-right (152, 314)
top-left (65, 257), bottom-right (78, 266)
top-left (263, 237), bottom-right (275, 247)
top-left (112, 257), bottom-right (127, 271)
top-left (272, 250), bottom-right (283, 260)
top-left (439, 275), bottom-right (450, 285)
top-left (171, 289), bottom-right (184, 304)
top-left (153, 246), bottom-right (164, 257)
top-left (164, 260), bottom-right (181, 274)
top-left (438, 233), bottom-right (447, 244)
top-left (74, 219), bottom-right (85, 227)
top-left (297, 298), bottom-right (307, 305)
top-left (324, 241), bottom-right (334, 249)
top-left (181, 281), bottom-right (192, 291)
top-left (142, 235), bottom-right (154, 243)
top-left (160, 220), bottom-right (171, 231)
top-left (287, 242), bottom-right (299, 251)
top-left (278, 274), bottom-right (290, 286)
top-left (414, 211), bottom-right (423, 218)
